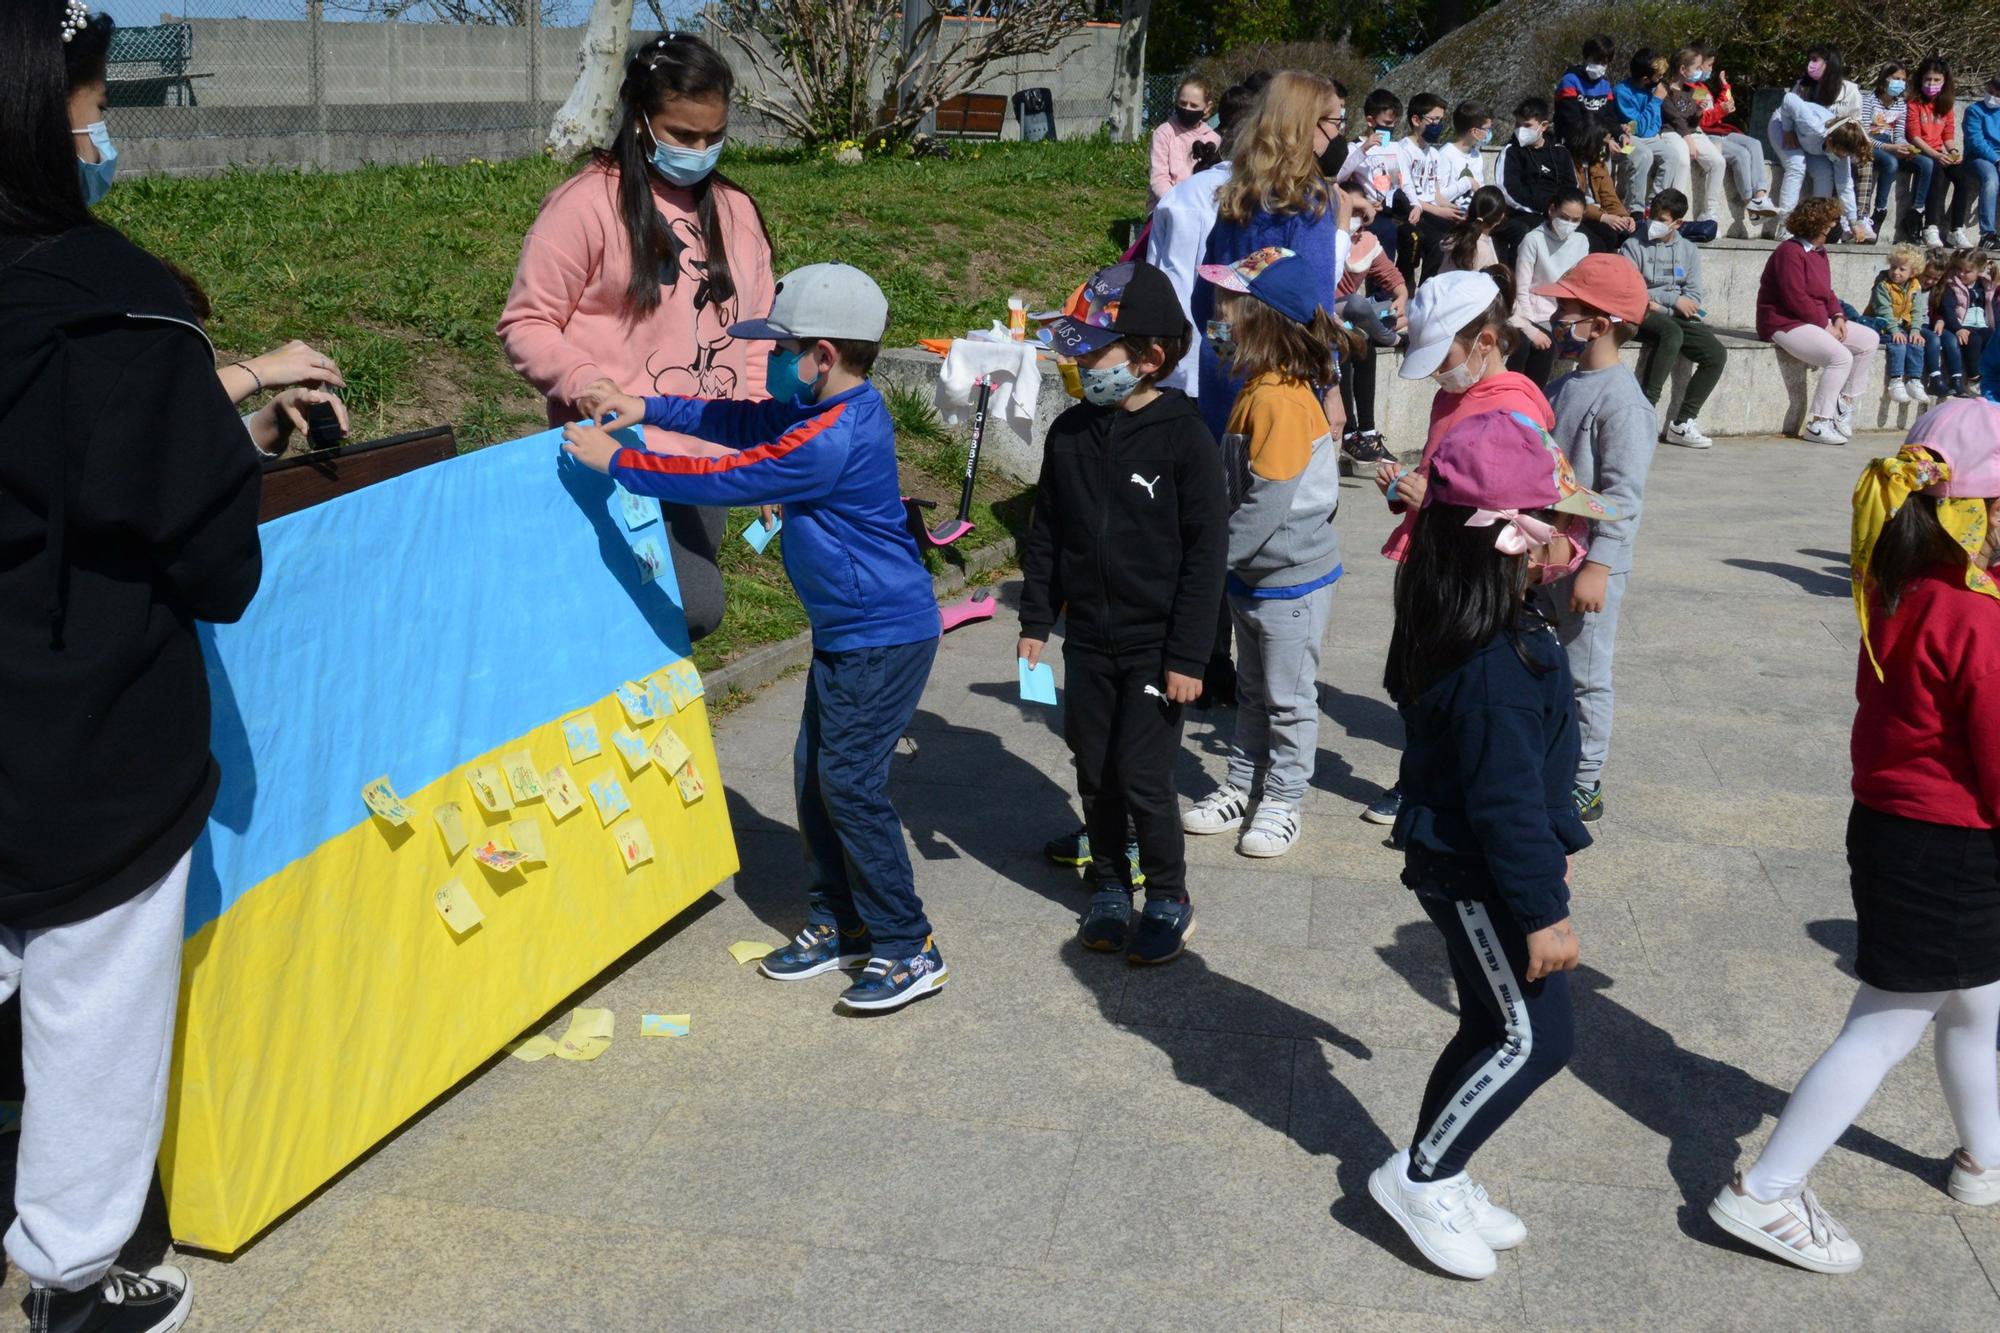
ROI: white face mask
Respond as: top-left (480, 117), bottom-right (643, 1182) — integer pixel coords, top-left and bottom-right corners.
top-left (1515, 125), bottom-right (1541, 147)
top-left (1648, 219), bottom-right (1674, 241)
top-left (1583, 64), bottom-right (1607, 81)
top-left (1435, 342), bottom-right (1487, 394)
top-left (1549, 218), bottom-right (1580, 241)
top-left (1346, 215), bottom-right (1362, 234)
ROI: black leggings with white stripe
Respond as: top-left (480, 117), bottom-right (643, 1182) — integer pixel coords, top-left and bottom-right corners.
top-left (1409, 888), bottom-right (1575, 1181)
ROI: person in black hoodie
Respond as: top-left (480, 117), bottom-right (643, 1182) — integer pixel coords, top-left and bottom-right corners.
top-left (1367, 411), bottom-right (1597, 1282)
top-left (0, 6), bottom-right (262, 1330)
top-left (1494, 97), bottom-right (1582, 267)
top-left (1018, 261), bottom-right (1226, 967)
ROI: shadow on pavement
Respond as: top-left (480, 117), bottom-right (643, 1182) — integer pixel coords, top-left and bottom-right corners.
top-left (1720, 557), bottom-right (1849, 598)
top-left (1373, 922), bottom-right (1939, 1246)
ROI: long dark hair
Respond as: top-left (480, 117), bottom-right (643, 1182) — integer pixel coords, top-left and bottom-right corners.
top-left (1384, 501), bottom-right (1548, 703)
top-left (592, 32), bottom-right (768, 318)
top-left (1803, 44), bottom-right (1844, 107)
top-left (0, 2), bottom-right (110, 237)
top-left (1447, 186), bottom-right (1506, 271)
top-left (1915, 56), bottom-right (1955, 114)
top-left (1870, 493), bottom-right (1971, 618)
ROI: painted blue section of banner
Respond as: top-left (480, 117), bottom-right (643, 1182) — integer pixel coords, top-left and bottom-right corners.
top-left (188, 426), bottom-right (687, 936)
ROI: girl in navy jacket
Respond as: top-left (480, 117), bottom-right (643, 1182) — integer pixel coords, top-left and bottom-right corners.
top-left (1367, 410), bottom-right (1608, 1282)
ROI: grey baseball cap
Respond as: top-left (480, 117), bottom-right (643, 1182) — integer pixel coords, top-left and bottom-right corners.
top-left (728, 262), bottom-right (889, 342)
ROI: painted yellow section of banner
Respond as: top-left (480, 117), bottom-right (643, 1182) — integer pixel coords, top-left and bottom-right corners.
top-left (160, 683), bottom-right (735, 1253)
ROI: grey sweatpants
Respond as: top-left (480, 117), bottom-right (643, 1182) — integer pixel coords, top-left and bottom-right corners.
top-left (1225, 582), bottom-right (1336, 806)
top-left (4, 851), bottom-right (187, 1291)
top-left (1538, 570), bottom-right (1630, 786)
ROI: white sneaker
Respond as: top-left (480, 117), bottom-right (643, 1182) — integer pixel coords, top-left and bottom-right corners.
top-left (1851, 218), bottom-right (1876, 244)
top-left (1747, 192), bottom-right (1778, 216)
top-left (1237, 802), bottom-right (1301, 858)
top-left (1368, 1149), bottom-right (1498, 1279)
top-left (1907, 377), bottom-right (1934, 404)
top-left (1888, 378), bottom-right (1911, 403)
top-left (1663, 418), bottom-right (1713, 448)
top-left (1835, 397), bottom-right (1857, 433)
top-left (1948, 1149), bottom-right (2000, 1205)
top-left (1924, 224), bottom-right (1944, 248)
top-left (1465, 1178), bottom-right (1528, 1249)
top-left (1182, 783), bottom-right (1250, 836)
top-left (1955, 224), bottom-right (1981, 248)
top-left (1802, 418), bottom-right (1849, 445)
top-left (1707, 1173), bottom-right (1862, 1274)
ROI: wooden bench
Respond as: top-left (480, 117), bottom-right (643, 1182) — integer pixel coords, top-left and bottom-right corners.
top-left (935, 92), bottom-right (1007, 139)
top-left (105, 23), bottom-right (211, 108)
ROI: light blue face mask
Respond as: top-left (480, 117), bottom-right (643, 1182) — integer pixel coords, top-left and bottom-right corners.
top-left (766, 345), bottom-right (820, 405)
top-left (648, 128), bottom-right (723, 188)
top-left (74, 122), bottom-right (117, 206)
top-left (1887, 79), bottom-right (1907, 98)
top-left (1079, 361), bottom-right (1143, 407)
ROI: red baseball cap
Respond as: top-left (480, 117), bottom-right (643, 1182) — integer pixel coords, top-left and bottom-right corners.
top-left (1531, 253), bottom-right (1649, 325)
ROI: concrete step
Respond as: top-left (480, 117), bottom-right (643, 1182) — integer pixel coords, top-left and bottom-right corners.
top-left (876, 336), bottom-right (1923, 485)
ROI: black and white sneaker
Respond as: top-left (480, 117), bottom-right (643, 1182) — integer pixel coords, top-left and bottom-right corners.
top-left (1342, 431), bottom-right (1394, 466)
top-left (24, 1266), bottom-right (193, 1333)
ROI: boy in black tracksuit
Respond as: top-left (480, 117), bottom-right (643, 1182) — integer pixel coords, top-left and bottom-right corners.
top-left (1019, 261), bottom-right (1226, 966)
top-left (1494, 96), bottom-right (1582, 265)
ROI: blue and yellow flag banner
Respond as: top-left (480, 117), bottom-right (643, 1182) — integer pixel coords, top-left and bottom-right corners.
top-left (161, 428), bottom-right (737, 1253)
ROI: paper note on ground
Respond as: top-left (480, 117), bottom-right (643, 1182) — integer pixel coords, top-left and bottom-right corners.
top-left (433, 878), bottom-right (484, 935)
top-left (589, 774), bottom-right (631, 825)
top-left (610, 728), bottom-right (652, 774)
top-left (647, 725), bottom-right (692, 775)
top-left (728, 940), bottom-right (775, 964)
top-left (613, 682), bottom-right (654, 726)
top-left (743, 516), bottom-right (781, 554)
top-left (641, 1014), bottom-right (691, 1038)
top-left (502, 750), bottom-right (544, 803)
top-left (510, 1034), bottom-right (560, 1062)
top-left (466, 763), bottom-right (512, 814)
top-left (432, 801), bottom-right (470, 857)
top-left (1018, 658), bottom-right (1058, 705)
top-left (361, 776), bottom-right (412, 826)
top-left (508, 817), bottom-right (548, 866)
top-left (562, 712), bottom-right (601, 762)
top-left (612, 815), bottom-right (654, 870)
top-left (674, 759), bottom-right (706, 805)
top-left (543, 764), bottom-right (583, 820)
top-left (553, 1007), bottom-right (613, 1061)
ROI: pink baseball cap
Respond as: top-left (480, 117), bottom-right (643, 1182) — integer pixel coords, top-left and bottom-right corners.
top-left (1907, 400), bottom-right (2000, 498)
top-left (1426, 410), bottom-right (1620, 520)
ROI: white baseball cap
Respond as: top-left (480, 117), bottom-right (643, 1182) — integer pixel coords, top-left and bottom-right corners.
top-left (1398, 270), bottom-right (1502, 380)
top-left (728, 262), bottom-right (889, 342)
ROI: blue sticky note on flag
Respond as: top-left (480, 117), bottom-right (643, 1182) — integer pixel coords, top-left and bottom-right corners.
top-left (743, 516), bottom-right (781, 554)
top-left (1018, 658), bottom-right (1057, 706)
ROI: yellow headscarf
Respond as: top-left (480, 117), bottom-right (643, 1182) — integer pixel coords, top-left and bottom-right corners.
top-left (1851, 446), bottom-right (2000, 679)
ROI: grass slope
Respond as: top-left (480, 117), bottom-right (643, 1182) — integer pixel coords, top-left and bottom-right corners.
top-left (104, 138), bottom-right (1140, 668)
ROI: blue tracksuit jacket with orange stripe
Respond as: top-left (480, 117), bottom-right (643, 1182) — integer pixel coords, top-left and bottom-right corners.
top-left (612, 381), bottom-right (941, 652)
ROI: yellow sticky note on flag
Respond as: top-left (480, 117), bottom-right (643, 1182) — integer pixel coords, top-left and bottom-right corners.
top-left (432, 801), bottom-right (470, 858)
top-left (433, 878), bottom-right (484, 936)
top-left (508, 817), bottom-right (547, 866)
top-left (647, 725), bottom-right (692, 775)
top-left (542, 764), bottom-right (583, 820)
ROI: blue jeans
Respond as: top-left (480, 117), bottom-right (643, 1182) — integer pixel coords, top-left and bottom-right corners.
top-left (1883, 326), bottom-right (1938, 379)
top-left (795, 636), bottom-right (939, 958)
top-left (1939, 328), bottom-right (1965, 379)
top-left (1973, 157), bottom-right (1999, 233)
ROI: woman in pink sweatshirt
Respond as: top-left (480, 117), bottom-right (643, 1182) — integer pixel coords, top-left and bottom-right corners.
top-left (498, 32), bottom-right (774, 638)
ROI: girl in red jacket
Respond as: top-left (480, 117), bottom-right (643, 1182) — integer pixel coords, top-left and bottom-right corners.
top-left (1709, 399), bottom-right (2000, 1274)
top-left (1906, 57), bottom-right (1981, 247)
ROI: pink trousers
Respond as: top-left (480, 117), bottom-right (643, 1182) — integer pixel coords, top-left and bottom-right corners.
top-left (1770, 321), bottom-right (1881, 421)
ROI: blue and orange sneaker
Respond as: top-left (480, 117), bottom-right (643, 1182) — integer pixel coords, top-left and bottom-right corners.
top-left (838, 937), bottom-right (949, 1012)
top-left (759, 924), bottom-right (871, 981)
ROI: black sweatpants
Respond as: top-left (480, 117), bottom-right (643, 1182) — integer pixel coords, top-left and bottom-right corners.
top-left (1407, 883), bottom-right (1574, 1180)
top-left (1063, 645), bottom-right (1189, 902)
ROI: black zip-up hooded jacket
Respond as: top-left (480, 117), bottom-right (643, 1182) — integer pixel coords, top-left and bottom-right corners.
top-left (1017, 388), bottom-right (1226, 675)
top-left (0, 226), bottom-right (262, 927)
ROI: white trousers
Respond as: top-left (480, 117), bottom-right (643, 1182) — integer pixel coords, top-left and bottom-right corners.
top-left (3, 852), bottom-right (188, 1290)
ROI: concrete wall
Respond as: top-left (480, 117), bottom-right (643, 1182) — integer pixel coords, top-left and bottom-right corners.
top-left (113, 16), bottom-right (1121, 177)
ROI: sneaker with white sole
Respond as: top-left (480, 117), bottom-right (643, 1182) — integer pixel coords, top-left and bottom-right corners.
top-left (1663, 418), bottom-right (1713, 448)
top-left (1948, 1149), bottom-right (2000, 1205)
top-left (1834, 398), bottom-right (1857, 434)
top-left (1907, 377), bottom-right (1933, 404)
top-left (1924, 224), bottom-right (1945, 247)
top-left (1954, 224), bottom-right (1982, 248)
top-left (837, 938), bottom-right (948, 1012)
top-left (1368, 1149), bottom-right (1498, 1279)
top-left (759, 923), bottom-right (872, 981)
top-left (1361, 787), bottom-right (1402, 825)
top-left (1746, 192), bottom-right (1778, 216)
top-left (1465, 1179), bottom-right (1527, 1249)
top-left (1888, 378), bottom-right (1910, 404)
top-left (1707, 1173), bottom-right (1862, 1274)
top-left (1238, 802), bottom-right (1301, 858)
top-left (1802, 418), bottom-right (1849, 445)
top-left (1182, 783), bottom-right (1251, 836)
top-left (22, 1266), bottom-right (193, 1333)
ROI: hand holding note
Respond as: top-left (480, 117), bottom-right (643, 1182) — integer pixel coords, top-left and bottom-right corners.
top-left (743, 514), bottom-right (782, 554)
top-left (1018, 657), bottom-right (1057, 706)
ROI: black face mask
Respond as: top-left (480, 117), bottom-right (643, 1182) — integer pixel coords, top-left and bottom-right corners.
top-left (1174, 106), bottom-right (1205, 129)
top-left (1317, 134), bottom-right (1349, 177)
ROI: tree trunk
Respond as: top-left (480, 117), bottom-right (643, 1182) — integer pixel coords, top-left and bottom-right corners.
top-left (547, 0), bottom-right (635, 157)
top-left (1108, 0), bottom-right (1149, 143)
